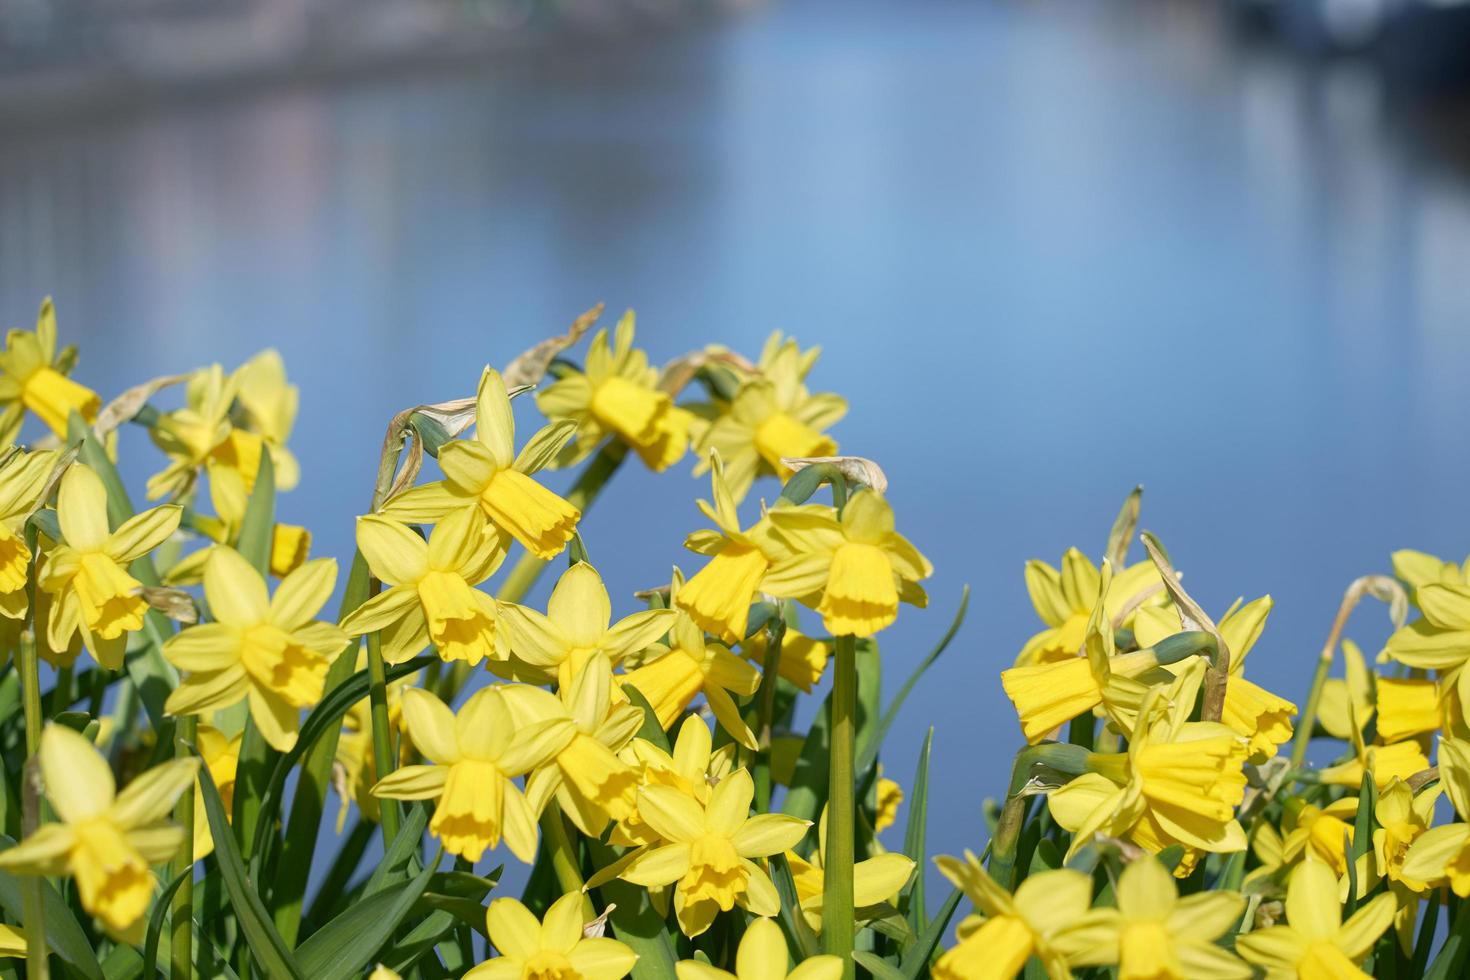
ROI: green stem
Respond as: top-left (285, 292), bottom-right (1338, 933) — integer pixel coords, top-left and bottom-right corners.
top-left (171, 713), bottom-right (197, 980)
top-left (19, 628), bottom-right (48, 980)
top-left (753, 615), bottom-right (787, 813)
top-left (538, 801), bottom-right (595, 917)
top-left (823, 633), bottom-right (857, 980)
top-left (1290, 578), bottom-right (1378, 770)
top-left (364, 579), bottom-right (400, 847)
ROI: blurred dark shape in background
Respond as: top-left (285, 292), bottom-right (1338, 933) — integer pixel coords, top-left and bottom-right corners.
top-left (0, 0), bottom-right (753, 118)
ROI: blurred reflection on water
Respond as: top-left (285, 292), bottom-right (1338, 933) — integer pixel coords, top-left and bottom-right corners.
top-left (4, 0), bottom-right (1470, 884)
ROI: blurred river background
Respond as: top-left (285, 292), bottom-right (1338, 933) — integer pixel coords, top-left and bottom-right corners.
top-left (5, 0), bottom-right (1470, 903)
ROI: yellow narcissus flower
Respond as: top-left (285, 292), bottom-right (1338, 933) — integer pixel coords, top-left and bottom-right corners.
top-left (1392, 547), bottom-right (1470, 599)
top-left (1134, 595), bottom-right (1297, 762)
top-left (674, 916), bottom-right (842, 980)
top-left (693, 332), bottom-right (845, 502)
top-left (1382, 577), bottom-right (1470, 718)
top-left (0, 297), bottom-right (100, 442)
top-left (1048, 666), bottom-right (1248, 874)
top-left (676, 451), bottom-right (792, 644)
top-left (536, 311), bottom-right (692, 472)
top-left (372, 685), bottom-right (575, 862)
top-left (1403, 735), bottom-right (1470, 896)
top-left (785, 806), bottom-right (914, 933)
top-left (465, 892), bottom-right (638, 980)
top-left (1064, 855), bottom-right (1249, 980)
top-left (162, 547), bottom-right (346, 751)
top-left (1317, 638), bottom-right (1376, 741)
top-left (610, 715), bottom-right (736, 847)
top-left (1283, 798), bottom-right (1359, 875)
top-left (932, 850), bottom-right (1100, 980)
top-left (617, 768), bottom-right (809, 937)
top-left (740, 622), bottom-right (830, 693)
top-left (191, 724), bottom-right (242, 860)
top-left (1236, 861), bottom-right (1395, 979)
top-left (339, 509), bottom-right (507, 667)
top-left (624, 571), bottom-right (761, 749)
top-left (0, 926), bottom-right (22, 958)
top-left (1313, 698), bottom-right (1430, 792)
top-left (1370, 777), bottom-right (1438, 890)
top-left (147, 364), bottom-right (238, 500)
top-left (762, 488), bottom-right (931, 638)
top-left (380, 366), bottom-right (579, 560)
top-left (1374, 676), bottom-right (1442, 743)
top-left (0, 447), bottom-right (59, 619)
top-left (875, 772), bottom-right (903, 833)
top-left (39, 463), bottom-right (182, 669)
top-left (0, 725), bottom-right (197, 940)
top-left (231, 349), bottom-right (301, 490)
top-left (499, 561), bottom-right (674, 691)
top-left (1016, 548), bottom-right (1162, 667)
top-left (507, 653), bottom-right (644, 838)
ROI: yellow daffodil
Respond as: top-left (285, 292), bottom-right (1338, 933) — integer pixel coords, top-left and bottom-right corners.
top-left (1283, 798), bottom-right (1359, 875)
top-left (372, 685), bottom-right (574, 862)
top-left (0, 725), bottom-right (196, 939)
top-left (1403, 735), bottom-right (1470, 895)
top-left (465, 892), bottom-right (638, 980)
top-left (162, 546), bottom-right (346, 750)
top-left (1370, 777), bottom-right (1438, 890)
top-left (0, 297), bottom-right (99, 442)
top-left (333, 652), bottom-right (418, 831)
top-left (1236, 861), bottom-right (1395, 979)
top-left (147, 364), bottom-right (238, 500)
top-left (740, 621), bottom-right (830, 693)
top-left (693, 333), bottom-right (845, 502)
top-left (1133, 596), bottom-right (1297, 762)
top-left (231, 349), bottom-right (301, 490)
top-left (0, 927), bottom-right (22, 958)
top-left (875, 771), bottom-right (903, 833)
top-left (785, 806), bottom-right (914, 933)
top-left (339, 509), bottom-right (507, 666)
top-left (508, 653), bottom-right (644, 837)
top-left (39, 463), bottom-right (182, 669)
top-left (932, 850), bottom-right (1100, 980)
top-left (616, 767), bottom-right (809, 937)
top-left (762, 488), bottom-right (931, 638)
top-left (1313, 699), bottom-right (1429, 792)
top-left (536, 311), bottom-right (692, 472)
top-left (499, 560), bottom-right (674, 690)
top-left (674, 916), bottom-right (842, 980)
top-left (1048, 668), bottom-right (1248, 874)
top-left (676, 451), bottom-right (794, 643)
top-left (1375, 677), bottom-right (1442, 743)
top-left (0, 447), bottom-right (58, 619)
top-left (1382, 578), bottom-right (1470, 720)
top-left (1392, 548), bottom-right (1469, 599)
top-left (192, 724), bottom-right (242, 860)
top-left (611, 715), bottom-right (737, 847)
top-left (380, 366), bottom-right (579, 559)
top-left (1064, 855), bottom-right (1249, 980)
top-left (1016, 548), bottom-right (1163, 667)
top-left (624, 571), bottom-right (762, 749)
top-left (1317, 639), bottom-right (1376, 741)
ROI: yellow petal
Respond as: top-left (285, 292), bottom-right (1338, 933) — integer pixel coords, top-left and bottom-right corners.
top-left (109, 758), bottom-right (199, 829)
top-left (105, 505), bottom-right (182, 564)
top-left (637, 786), bottom-right (706, 843)
top-left (549, 562), bottom-right (612, 648)
top-left (203, 547), bottom-right (269, 627)
top-left (57, 464), bottom-right (111, 552)
top-left (41, 723), bottom-right (114, 821)
top-left (356, 516), bottom-right (429, 587)
top-left (1286, 861), bottom-right (1343, 942)
top-left (485, 896), bottom-right (542, 958)
top-left (474, 367), bottom-right (517, 469)
top-left (1116, 855), bottom-right (1177, 920)
top-left (540, 892), bottom-right (587, 953)
top-left (735, 917), bottom-right (787, 980)
top-left (269, 558), bottom-right (337, 631)
top-left (400, 688), bottom-right (461, 765)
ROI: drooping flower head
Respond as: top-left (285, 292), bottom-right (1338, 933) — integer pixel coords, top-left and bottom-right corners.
top-left (0, 297), bottom-right (100, 443)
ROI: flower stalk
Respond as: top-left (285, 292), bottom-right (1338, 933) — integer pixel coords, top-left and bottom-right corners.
top-left (171, 712), bottom-right (197, 980)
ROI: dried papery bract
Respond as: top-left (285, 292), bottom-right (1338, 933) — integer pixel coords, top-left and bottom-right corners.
top-left (501, 302), bottom-right (604, 389)
top-left (780, 454), bottom-right (888, 494)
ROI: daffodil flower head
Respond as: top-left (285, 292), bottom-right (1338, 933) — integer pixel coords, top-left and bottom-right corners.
top-left (536, 310), bottom-right (692, 472)
top-left (785, 805), bottom-right (915, 933)
top-left (1236, 860), bottom-right (1395, 979)
top-left (500, 560), bottom-right (674, 691)
top-left (373, 685), bottom-right (576, 862)
top-left (1403, 734), bottom-right (1470, 896)
top-left (0, 297), bottom-right (100, 442)
top-left (618, 767), bottom-right (809, 937)
top-left (674, 916), bottom-right (843, 980)
top-left (624, 569), bottom-right (762, 749)
top-left (231, 348), bottom-right (300, 489)
top-left (739, 620), bottom-right (831, 693)
top-left (875, 771), bottom-right (903, 833)
top-left (1374, 676), bottom-right (1442, 743)
top-left (1016, 549), bottom-right (1164, 667)
top-left (1062, 855), bottom-right (1250, 980)
top-left (146, 364), bottom-right (239, 500)
top-left (676, 451), bottom-right (784, 643)
top-left (692, 332), bottom-right (845, 502)
top-left (762, 488), bottom-right (931, 638)
top-left (0, 725), bottom-right (197, 940)
top-left (509, 653), bottom-right (645, 838)
top-left (379, 366), bottom-right (580, 559)
top-left (0, 447), bottom-right (59, 619)
top-left (340, 509), bottom-right (508, 666)
top-left (39, 463), bottom-right (182, 669)
top-left (1368, 776), bottom-right (1439, 892)
top-left (1282, 797), bottom-right (1359, 875)
top-left (611, 715), bottom-right (736, 847)
top-left (162, 546), bottom-right (346, 750)
top-left (932, 850), bottom-right (1100, 980)
top-left (465, 892), bottom-right (638, 980)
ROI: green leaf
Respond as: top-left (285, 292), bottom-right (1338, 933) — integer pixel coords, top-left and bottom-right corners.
top-left (1424, 895), bottom-right (1470, 980)
top-left (587, 839), bottom-right (679, 980)
top-left (363, 803), bottom-right (430, 898)
top-left (899, 886), bottom-right (961, 979)
top-left (782, 689), bottom-right (833, 826)
top-left (297, 850), bottom-right (439, 980)
top-left (1408, 887), bottom-right (1440, 980)
top-left (853, 951), bottom-right (906, 980)
top-left (142, 868), bottom-right (191, 980)
top-left (198, 753), bottom-right (305, 980)
top-left (100, 943), bottom-right (144, 980)
top-left (374, 910), bottom-right (460, 975)
top-left (237, 449), bottom-right (276, 575)
top-left (856, 586), bottom-right (969, 778)
top-left (0, 837), bottom-right (104, 980)
top-left (901, 727), bottom-right (933, 936)
top-left (770, 853), bottom-right (820, 960)
top-left (622, 683), bottom-right (670, 753)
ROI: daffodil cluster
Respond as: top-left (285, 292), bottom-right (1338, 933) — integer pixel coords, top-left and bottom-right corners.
top-left (1, 300), bottom-right (1464, 980)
